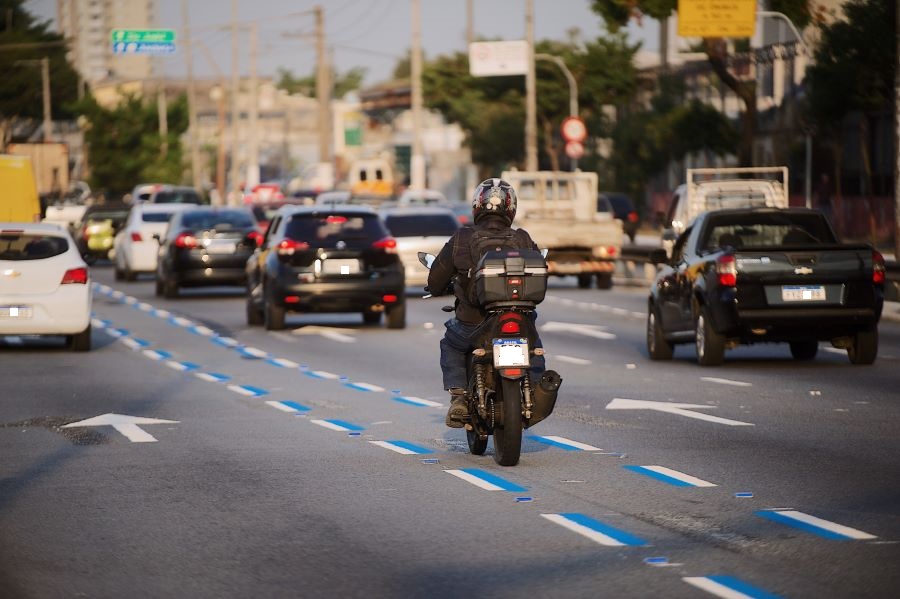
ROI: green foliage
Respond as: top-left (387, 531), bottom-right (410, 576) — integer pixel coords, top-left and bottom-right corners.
top-left (76, 93), bottom-right (189, 195)
top-left (0, 0), bottom-right (80, 126)
top-left (590, 0), bottom-right (676, 31)
top-left (276, 67), bottom-right (366, 99)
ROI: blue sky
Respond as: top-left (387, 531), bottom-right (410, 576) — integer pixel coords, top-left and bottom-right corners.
top-left (27, 0), bottom-right (659, 85)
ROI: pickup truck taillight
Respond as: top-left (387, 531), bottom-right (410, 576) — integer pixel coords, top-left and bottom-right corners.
top-left (717, 254), bottom-right (737, 287)
top-left (873, 250), bottom-right (886, 285)
top-left (174, 232), bottom-right (199, 249)
top-left (372, 237), bottom-right (397, 254)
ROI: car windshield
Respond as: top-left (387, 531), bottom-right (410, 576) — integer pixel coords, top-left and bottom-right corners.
top-left (155, 190), bottom-right (201, 204)
top-left (284, 213), bottom-right (386, 247)
top-left (182, 210), bottom-right (254, 230)
top-left (142, 212), bottom-right (176, 223)
top-left (702, 213), bottom-right (837, 251)
top-left (384, 213), bottom-right (459, 237)
top-left (0, 233), bottom-right (68, 261)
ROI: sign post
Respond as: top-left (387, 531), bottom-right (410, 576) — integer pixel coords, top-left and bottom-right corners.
top-left (111, 29), bottom-right (177, 55)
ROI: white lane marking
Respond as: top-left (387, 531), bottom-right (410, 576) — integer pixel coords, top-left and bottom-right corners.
top-left (768, 510), bottom-right (877, 540)
top-left (62, 413), bottom-right (178, 443)
top-left (268, 358), bottom-right (300, 368)
top-left (392, 395), bottom-right (444, 408)
top-left (683, 577), bottom-right (756, 599)
top-left (265, 401), bottom-right (309, 414)
top-left (226, 384), bottom-right (268, 397)
top-left (195, 372), bottom-right (230, 383)
top-left (369, 441), bottom-right (422, 455)
top-left (346, 382), bottom-right (385, 392)
top-left (639, 465), bottom-right (717, 487)
top-left (293, 326), bottom-right (357, 343)
top-left (555, 355), bottom-right (592, 365)
top-left (537, 436), bottom-right (602, 451)
top-left (153, 309), bottom-right (171, 318)
top-left (171, 316), bottom-right (193, 327)
top-left (124, 295), bottom-right (138, 305)
top-left (190, 325), bottom-right (215, 336)
top-left (541, 321), bottom-right (616, 340)
top-left (137, 302), bottom-right (154, 312)
top-left (212, 336), bottom-right (240, 347)
top-left (444, 469), bottom-right (506, 491)
top-left (540, 514), bottom-right (630, 547)
top-left (701, 377), bottom-right (753, 387)
top-left (142, 349), bottom-right (171, 361)
top-left (310, 419), bottom-right (357, 432)
top-left (239, 346), bottom-right (270, 359)
top-left (165, 361), bottom-right (198, 372)
top-left (121, 337), bottom-right (149, 351)
top-left (305, 370), bottom-right (340, 380)
top-left (606, 398), bottom-right (754, 427)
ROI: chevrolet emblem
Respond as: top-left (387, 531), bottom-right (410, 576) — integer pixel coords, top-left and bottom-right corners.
top-left (2, 269), bottom-right (21, 278)
top-left (794, 266), bottom-right (814, 275)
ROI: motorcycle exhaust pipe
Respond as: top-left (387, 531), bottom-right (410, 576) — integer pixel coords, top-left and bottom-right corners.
top-left (526, 370), bottom-right (562, 428)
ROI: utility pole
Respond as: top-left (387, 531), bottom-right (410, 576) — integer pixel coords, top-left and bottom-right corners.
top-left (410, 0), bottom-right (425, 190)
top-left (182, 0), bottom-right (201, 191)
top-left (524, 0), bottom-right (537, 171)
top-left (247, 21), bottom-right (260, 189)
top-left (157, 85), bottom-right (168, 158)
top-left (40, 56), bottom-right (51, 142)
top-left (466, 0), bottom-right (474, 46)
top-left (229, 0), bottom-right (241, 206)
top-left (315, 5), bottom-right (331, 164)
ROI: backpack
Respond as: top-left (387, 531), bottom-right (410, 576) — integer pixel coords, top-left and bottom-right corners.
top-left (465, 226), bottom-right (540, 306)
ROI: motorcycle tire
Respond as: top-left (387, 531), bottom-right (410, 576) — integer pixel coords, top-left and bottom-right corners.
top-left (492, 376), bottom-right (523, 467)
top-left (465, 369), bottom-right (488, 455)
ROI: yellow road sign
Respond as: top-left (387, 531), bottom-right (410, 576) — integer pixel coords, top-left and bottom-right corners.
top-left (678, 0), bottom-right (756, 38)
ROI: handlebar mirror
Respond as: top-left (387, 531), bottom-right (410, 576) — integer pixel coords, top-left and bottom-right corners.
top-left (417, 252), bottom-right (435, 269)
top-left (540, 248), bottom-right (549, 259)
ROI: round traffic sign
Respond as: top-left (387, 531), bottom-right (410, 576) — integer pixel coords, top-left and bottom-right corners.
top-left (565, 140), bottom-right (584, 160)
top-left (561, 117), bottom-right (587, 143)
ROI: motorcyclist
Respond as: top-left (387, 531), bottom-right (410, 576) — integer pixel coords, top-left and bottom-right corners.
top-left (427, 178), bottom-right (546, 428)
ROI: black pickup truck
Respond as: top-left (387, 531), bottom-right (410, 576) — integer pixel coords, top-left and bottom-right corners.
top-left (647, 208), bottom-right (886, 365)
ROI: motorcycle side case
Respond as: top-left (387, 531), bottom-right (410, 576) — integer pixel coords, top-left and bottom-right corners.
top-left (525, 370), bottom-right (562, 428)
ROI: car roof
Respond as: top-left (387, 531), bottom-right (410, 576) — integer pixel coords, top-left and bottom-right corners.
top-left (1, 222), bottom-right (66, 234)
top-left (277, 204), bottom-right (378, 217)
top-left (134, 203), bottom-right (195, 213)
top-left (380, 206), bottom-right (457, 217)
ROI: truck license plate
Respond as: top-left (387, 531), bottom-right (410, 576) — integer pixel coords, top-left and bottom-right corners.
top-left (781, 285), bottom-right (826, 302)
top-left (493, 338), bottom-right (529, 368)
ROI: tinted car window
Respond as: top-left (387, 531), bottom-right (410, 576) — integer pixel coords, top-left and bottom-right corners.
top-left (384, 214), bottom-right (459, 237)
top-left (0, 233), bottom-right (68, 260)
top-left (182, 210), bottom-right (255, 230)
top-left (701, 213), bottom-right (836, 251)
top-left (142, 212), bottom-right (175, 223)
top-left (606, 194), bottom-right (634, 218)
top-left (285, 213), bottom-right (387, 248)
top-left (155, 190), bottom-right (202, 204)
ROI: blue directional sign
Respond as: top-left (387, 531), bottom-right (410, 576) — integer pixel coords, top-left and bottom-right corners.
top-left (111, 29), bottom-right (176, 55)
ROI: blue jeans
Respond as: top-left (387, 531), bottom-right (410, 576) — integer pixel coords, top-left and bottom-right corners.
top-left (440, 316), bottom-right (545, 390)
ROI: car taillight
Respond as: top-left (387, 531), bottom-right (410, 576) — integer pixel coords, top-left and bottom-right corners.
top-left (131, 232), bottom-right (143, 242)
top-left (873, 250), bottom-right (885, 285)
top-left (717, 254), bottom-right (737, 287)
top-left (246, 230), bottom-right (263, 247)
top-left (627, 211), bottom-right (639, 223)
top-left (372, 237), bottom-right (397, 253)
top-left (277, 238), bottom-right (310, 256)
top-left (81, 226), bottom-right (90, 241)
top-left (61, 267), bottom-right (88, 285)
top-left (175, 232), bottom-right (198, 248)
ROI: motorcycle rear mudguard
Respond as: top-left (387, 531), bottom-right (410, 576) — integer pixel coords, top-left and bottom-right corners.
top-left (525, 370), bottom-right (562, 428)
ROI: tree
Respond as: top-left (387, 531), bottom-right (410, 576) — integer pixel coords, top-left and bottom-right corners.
top-left (590, 0), bottom-right (811, 166)
top-left (76, 93), bottom-right (189, 196)
top-left (0, 0), bottom-right (80, 146)
top-left (276, 66), bottom-right (366, 100)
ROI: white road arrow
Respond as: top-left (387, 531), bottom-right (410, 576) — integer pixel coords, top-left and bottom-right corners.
top-left (606, 398), bottom-right (754, 427)
top-left (541, 321), bottom-right (616, 340)
top-left (292, 326), bottom-right (356, 343)
top-left (62, 413), bottom-right (180, 442)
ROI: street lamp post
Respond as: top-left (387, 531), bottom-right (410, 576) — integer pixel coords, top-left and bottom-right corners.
top-left (535, 53), bottom-right (578, 170)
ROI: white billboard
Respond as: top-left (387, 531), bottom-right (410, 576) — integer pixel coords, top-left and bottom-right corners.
top-left (469, 40), bottom-right (528, 77)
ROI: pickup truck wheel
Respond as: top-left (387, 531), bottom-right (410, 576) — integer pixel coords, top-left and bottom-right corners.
top-left (695, 307), bottom-right (725, 366)
top-left (577, 274), bottom-right (593, 289)
top-left (596, 273), bottom-right (613, 290)
top-left (789, 340), bottom-right (818, 360)
top-left (848, 328), bottom-right (878, 365)
top-left (647, 308), bottom-right (673, 360)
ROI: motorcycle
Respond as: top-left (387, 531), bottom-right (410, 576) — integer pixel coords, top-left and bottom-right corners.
top-left (419, 249), bottom-right (562, 467)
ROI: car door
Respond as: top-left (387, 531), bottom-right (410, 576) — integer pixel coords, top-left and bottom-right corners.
top-left (657, 225), bottom-right (695, 332)
top-left (248, 214), bottom-right (281, 298)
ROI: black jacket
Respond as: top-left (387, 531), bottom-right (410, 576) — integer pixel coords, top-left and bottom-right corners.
top-left (427, 214), bottom-right (538, 324)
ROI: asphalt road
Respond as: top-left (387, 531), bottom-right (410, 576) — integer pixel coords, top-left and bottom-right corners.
top-left (2, 264), bottom-right (899, 598)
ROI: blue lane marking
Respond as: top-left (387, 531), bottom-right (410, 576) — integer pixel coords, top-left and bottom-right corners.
top-left (392, 396), bottom-right (430, 407)
top-left (144, 349), bottom-right (172, 360)
top-left (707, 575), bottom-right (782, 599)
top-left (755, 510), bottom-right (851, 540)
top-left (196, 372), bottom-right (231, 383)
top-left (623, 465), bottom-right (692, 487)
top-left (559, 513), bottom-right (647, 546)
top-left (105, 327), bottom-right (129, 338)
top-left (236, 346), bottom-right (268, 359)
top-left (531, 436), bottom-right (581, 451)
top-left (460, 468), bottom-right (527, 493)
top-left (211, 336), bottom-right (240, 348)
top-left (386, 440), bottom-right (434, 454)
top-left (280, 401), bottom-right (311, 412)
top-left (325, 419), bottom-right (365, 432)
top-left (231, 384), bottom-right (269, 397)
top-left (344, 382), bottom-right (377, 392)
top-left (169, 361), bottom-right (200, 372)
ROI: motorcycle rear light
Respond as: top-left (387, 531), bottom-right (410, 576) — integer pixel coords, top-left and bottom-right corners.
top-left (277, 238), bottom-right (310, 255)
top-left (130, 232), bottom-right (142, 242)
top-left (372, 237), bottom-right (397, 253)
top-left (61, 267), bottom-right (88, 285)
top-left (382, 294), bottom-right (398, 303)
top-left (284, 295), bottom-right (301, 303)
top-left (504, 368), bottom-right (524, 376)
top-left (501, 320), bottom-right (521, 334)
top-left (873, 250), bottom-right (885, 285)
top-left (717, 254), bottom-right (737, 287)
top-left (174, 232), bottom-right (198, 249)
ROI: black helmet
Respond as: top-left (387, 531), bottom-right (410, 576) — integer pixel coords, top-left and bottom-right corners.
top-left (472, 178), bottom-right (517, 224)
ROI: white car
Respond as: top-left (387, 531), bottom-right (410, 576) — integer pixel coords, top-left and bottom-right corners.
top-left (113, 203), bottom-right (192, 280)
top-left (380, 206), bottom-right (460, 287)
top-left (0, 223), bottom-right (92, 350)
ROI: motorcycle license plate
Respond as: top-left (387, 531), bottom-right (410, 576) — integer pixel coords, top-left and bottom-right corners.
top-left (493, 338), bottom-right (529, 368)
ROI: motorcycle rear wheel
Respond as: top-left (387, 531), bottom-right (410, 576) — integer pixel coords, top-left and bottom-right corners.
top-left (492, 376), bottom-right (523, 466)
top-left (465, 370), bottom-right (488, 455)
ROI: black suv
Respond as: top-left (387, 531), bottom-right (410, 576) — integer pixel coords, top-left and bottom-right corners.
top-left (599, 192), bottom-right (640, 243)
top-left (246, 205), bottom-right (406, 330)
top-left (155, 207), bottom-right (260, 298)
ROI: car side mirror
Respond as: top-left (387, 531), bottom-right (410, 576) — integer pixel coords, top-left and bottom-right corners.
top-left (648, 248), bottom-right (669, 265)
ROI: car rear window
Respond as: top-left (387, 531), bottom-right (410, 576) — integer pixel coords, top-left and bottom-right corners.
top-left (284, 213), bottom-right (387, 247)
top-left (154, 190), bottom-right (202, 204)
top-left (142, 212), bottom-right (175, 223)
top-left (85, 210), bottom-right (130, 223)
top-left (702, 213), bottom-right (837, 250)
top-left (384, 214), bottom-right (459, 237)
top-left (182, 210), bottom-right (255, 230)
top-left (0, 232), bottom-right (68, 261)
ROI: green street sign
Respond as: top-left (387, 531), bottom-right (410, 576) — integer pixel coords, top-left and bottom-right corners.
top-left (111, 29), bottom-right (176, 44)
